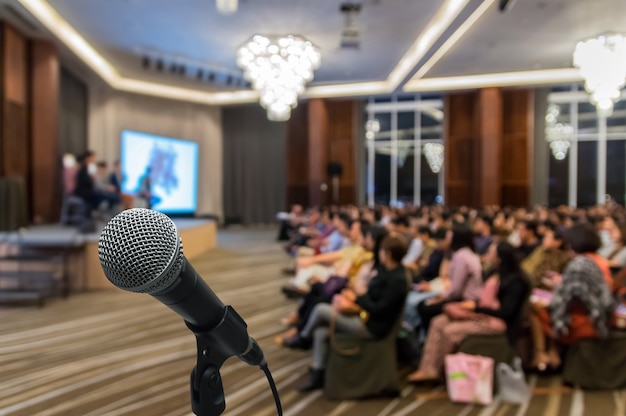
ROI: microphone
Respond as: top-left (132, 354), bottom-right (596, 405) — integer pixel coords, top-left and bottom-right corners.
top-left (98, 208), bottom-right (272, 415)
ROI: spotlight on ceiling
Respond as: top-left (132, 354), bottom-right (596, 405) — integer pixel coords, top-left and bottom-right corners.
top-left (216, 0), bottom-right (237, 15)
top-left (340, 2), bottom-right (361, 49)
top-left (498, 0), bottom-right (517, 12)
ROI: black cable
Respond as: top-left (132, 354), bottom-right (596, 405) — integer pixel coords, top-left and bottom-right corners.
top-left (260, 364), bottom-right (283, 416)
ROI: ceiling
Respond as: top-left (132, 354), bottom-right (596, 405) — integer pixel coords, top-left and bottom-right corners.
top-left (3, 0), bottom-right (626, 103)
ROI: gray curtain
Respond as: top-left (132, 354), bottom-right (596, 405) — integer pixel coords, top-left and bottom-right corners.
top-left (59, 68), bottom-right (88, 157)
top-left (222, 105), bottom-right (286, 225)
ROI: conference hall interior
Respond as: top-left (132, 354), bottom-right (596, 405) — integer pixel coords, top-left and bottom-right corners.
top-left (2, 0), bottom-right (626, 415)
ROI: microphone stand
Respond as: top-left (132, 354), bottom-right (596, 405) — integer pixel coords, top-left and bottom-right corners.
top-left (187, 306), bottom-right (265, 416)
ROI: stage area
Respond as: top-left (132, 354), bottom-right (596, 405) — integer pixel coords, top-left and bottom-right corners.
top-left (0, 218), bottom-right (216, 296)
top-left (0, 229), bottom-right (623, 416)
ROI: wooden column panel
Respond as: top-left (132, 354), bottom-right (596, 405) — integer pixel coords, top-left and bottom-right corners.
top-left (1, 23), bottom-right (29, 179)
top-left (285, 102), bottom-right (309, 208)
top-left (326, 100), bottom-right (356, 204)
top-left (478, 88), bottom-right (503, 207)
top-left (30, 40), bottom-right (60, 223)
top-left (501, 89), bottom-right (533, 207)
top-left (307, 98), bottom-right (329, 207)
top-left (445, 92), bottom-right (480, 207)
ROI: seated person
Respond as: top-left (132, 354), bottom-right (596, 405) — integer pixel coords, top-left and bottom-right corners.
top-left (284, 235), bottom-right (409, 391)
top-left (408, 242), bottom-right (531, 382)
top-left (109, 160), bottom-right (133, 210)
top-left (530, 223), bottom-right (615, 371)
top-left (417, 224), bottom-right (484, 333)
top-left (516, 220), bottom-right (541, 259)
top-left (94, 161), bottom-right (121, 209)
top-left (521, 222), bottom-right (570, 288)
top-left (402, 219), bottom-right (426, 272)
top-left (278, 226), bottom-right (387, 343)
top-left (403, 227), bottom-right (450, 332)
top-left (473, 214), bottom-right (494, 256)
top-left (602, 224), bottom-right (626, 270)
top-left (282, 214), bottom-right (361, 296)
top-left (73, 151), bottom-right (119, 212)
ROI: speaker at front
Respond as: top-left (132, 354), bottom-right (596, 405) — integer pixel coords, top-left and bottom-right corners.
top-left (327, 162), bottom-right (343, 177)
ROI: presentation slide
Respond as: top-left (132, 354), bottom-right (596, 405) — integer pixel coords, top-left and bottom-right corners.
top-left (120, 130), bottom-right (199, 214)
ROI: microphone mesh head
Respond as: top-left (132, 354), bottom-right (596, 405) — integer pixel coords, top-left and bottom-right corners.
top-left (98, 208), bottom-right (184, 294)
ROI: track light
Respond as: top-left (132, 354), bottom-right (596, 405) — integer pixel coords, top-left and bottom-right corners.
top-left (226, 75), bottom-right (232, 85)
top-left (178, 65), bottom-right (186, 76)
top-left (156, 59), bottom-right (164, 71)
top-left (197, 69), bottom-right (204, 80)
top-left (142, 56), bottom-right (150, 69)
top-left (207, 72), bottom-right (215, 82)
top-left (170, 63), bottom-right (178, 73)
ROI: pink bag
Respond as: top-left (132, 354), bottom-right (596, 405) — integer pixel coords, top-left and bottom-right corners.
top-left (445, 353), bottom-right (494, 405)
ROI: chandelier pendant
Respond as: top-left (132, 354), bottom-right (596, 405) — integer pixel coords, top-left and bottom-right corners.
top-left (423, 143), bottom-right (444, 173)
top-left (237, 35), bottom-right (321, 121)
top-left (573, 33), bottom-right (626, 117)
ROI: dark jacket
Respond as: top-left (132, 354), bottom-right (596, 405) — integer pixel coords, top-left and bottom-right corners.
top-left (74, 164), bottom-right (94, 201)
top-left (355, 265), bottom-right (408, 339)
top-left (475, 273), bottom-right (531, 344)
top-left (418, 249), bottom-right (445, 282)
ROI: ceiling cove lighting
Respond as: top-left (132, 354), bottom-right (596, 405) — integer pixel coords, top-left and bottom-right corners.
top-left (405, 68), bottom-right (583, 92)
top-left (237, 35), bottom-right (321, 121)
top-left (573, 33), bottom-right (626, 117)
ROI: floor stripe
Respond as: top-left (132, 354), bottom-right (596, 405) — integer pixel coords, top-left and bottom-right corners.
top-left (457, 404), bottom-right (475, 416)
top-left (391, 397), bottom-right (427, 416)
top-left (477, 398), bottom-right (501, 416)
top-left (328, 401), bottom-right (357, 416)
top-left (514, 375), bottom-right (537, 416)
top-left (613, 390), bottom-right (625, 416)
top-left (377, 385), bottom-right (414, 416)
top-left (543, 376), bottom-right (564, 416)
top-left (282, 390), bottom-right (324, 416)
top-left (569, 388), bottom-right (584, 416)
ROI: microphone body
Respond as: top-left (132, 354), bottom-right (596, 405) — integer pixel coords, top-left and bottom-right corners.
top-left (153, 258), bottom-right (225, 331)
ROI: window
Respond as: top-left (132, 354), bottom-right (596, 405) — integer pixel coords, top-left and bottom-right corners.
top-left (547, 85), bottom-right (626, 206)
top-left (365, 96), bottom-right (444, 206)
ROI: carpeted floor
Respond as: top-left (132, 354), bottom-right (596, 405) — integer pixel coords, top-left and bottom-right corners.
top-left (0, 229), bottom-right (624, 416)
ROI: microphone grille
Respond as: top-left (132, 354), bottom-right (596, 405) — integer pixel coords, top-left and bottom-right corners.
top-left (98, 208), bottom-right (185, 294)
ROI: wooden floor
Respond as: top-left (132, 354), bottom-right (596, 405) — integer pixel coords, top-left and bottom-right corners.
top-left (0, 229), bottom-right (624, 416)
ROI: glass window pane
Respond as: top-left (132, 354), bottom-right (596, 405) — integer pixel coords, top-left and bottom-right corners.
top-left (577, 141), bottom-right (598, 207)
top-left (607, 100), bottom-right (626, 135)
top-left (548, 145), bottom-right (569, 207)
top-left (373, 113), bottom-right (391, 141)
top-left (578, 102), bottom-right (598, 136)
top-left (607, 140), bottom-right (626, 205)
top-left (374, 145), bottom-right (391, 204)
top-left (420, 150), bottom-right (439, 205)
top-left (397, 141), bottom-right (414, 203)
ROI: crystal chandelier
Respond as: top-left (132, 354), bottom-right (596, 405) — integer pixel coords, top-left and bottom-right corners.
top-left (545, 104), bottom-right (574, 160)
top-left (573, 33), bottom-right (626, 117)
top-left (423, 143), bottom-right (444, 173)
top-left (237, 35), bottom-right (321, 121)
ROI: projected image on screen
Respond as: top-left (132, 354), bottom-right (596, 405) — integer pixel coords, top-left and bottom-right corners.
top-left (120, 130), bottom-right (199, 214)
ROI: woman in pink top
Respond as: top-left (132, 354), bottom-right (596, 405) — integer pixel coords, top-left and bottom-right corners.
top-left (417, 223), bottom-right (484, 332)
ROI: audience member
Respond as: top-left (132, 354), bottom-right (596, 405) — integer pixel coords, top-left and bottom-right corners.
top-left (474, 214), bottom-right (494, 255)
top-left (417, 223), bottom-right (483, 332)
top-left (521, 223), bottom-right (570, 288)
top-left (530, 223), bottom-right (615, 371)
top-left (517, 220), bottom-right (541, 259)
top-left (407, 242), bottom-right (530, 382)
top-left (287, 235), bottom-right (408, 391)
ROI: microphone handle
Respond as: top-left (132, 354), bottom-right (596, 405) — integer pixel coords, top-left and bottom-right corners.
top-left (153, 258), bottom-right (226, 331)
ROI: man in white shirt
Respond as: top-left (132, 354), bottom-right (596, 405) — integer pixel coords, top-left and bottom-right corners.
top-left (403, 218), bottom-right (424, 267)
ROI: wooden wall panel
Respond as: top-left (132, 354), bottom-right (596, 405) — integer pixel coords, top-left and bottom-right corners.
top-left (308, 99), bottom-right (329, 207)
top-left (501, 89), bottom-right (533, 207)
top-left (1, 23), bottom-right (29, 180)
top-left (445, 92), bottom-right (479, 207)
top-left (478, 88), bottom-right (502, 206)
top-left (327, 100), bottom-right (356, 204)
top-left (285, 102), bottom-right (309, 208)
top-left (30, 40), bottom-right (60, 223)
